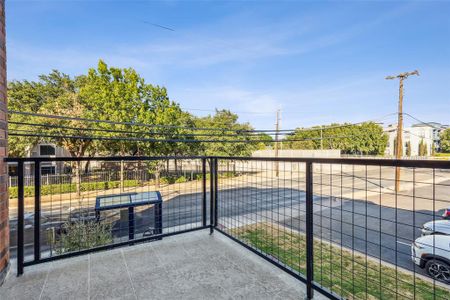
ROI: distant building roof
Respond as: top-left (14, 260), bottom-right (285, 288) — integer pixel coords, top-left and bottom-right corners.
top-left (411, 122), bottom-right (443, 128)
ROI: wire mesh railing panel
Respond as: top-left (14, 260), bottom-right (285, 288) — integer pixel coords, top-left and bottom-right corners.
top-left (215, 158), bottom-right (450, 300)
top-left (9, 155), bottom-right (450, 300)
top-left (10, 157), bottom-right (208, 264)
top-left (216, 158), bottom-right (309, 278)
top-left (312, 164), bottom-right (450, 299)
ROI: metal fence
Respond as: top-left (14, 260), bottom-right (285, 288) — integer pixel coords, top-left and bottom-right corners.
top-left (8, 157), bottom-right (210, 277)
top-left (8, 162), bottom-right (204, 187)
top-left (214, 157), bottom-right (450, 300)
top-left (7, 156), bottom-right (450, 300)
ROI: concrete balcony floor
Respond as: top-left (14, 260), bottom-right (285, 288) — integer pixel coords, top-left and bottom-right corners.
top-left (0, 229), bottom-right (326, 299)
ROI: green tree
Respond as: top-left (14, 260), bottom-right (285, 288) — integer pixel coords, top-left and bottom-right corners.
top-left (255, 133), bottom-right (273, 150)
top-left (8, 61), bottom-right (270, 163)
top-left (8, 71), bottom-right (80, 156)
top-left (8, 61), bottom-right (200, 190)
top-left (440, 128), bottom-right (450, 153)
top-left (284, 122), bottom-right (388, 155)
top-left (418, 139), bottom-right (428, 156)
top-left (195, 110), bottom-right (257, 156)
top-left (405, 141), bottom-right (411, 157)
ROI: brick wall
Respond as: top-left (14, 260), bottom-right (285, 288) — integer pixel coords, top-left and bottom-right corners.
top-left (0, 0), bottom-right (8, 284)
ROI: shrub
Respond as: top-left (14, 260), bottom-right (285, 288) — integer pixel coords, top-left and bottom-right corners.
top-left (219, 171), bottom-right (237, 178)
top-left (175, 176), bottom-right (187, 183)
top-left (160, 176), bottom-right (176, 184)
top-left (194, 173), bottom-right (210, 180)
top-left (52, 221), bottom-right (112, 254)
top-left (123, 180), bottom-right (139, 187)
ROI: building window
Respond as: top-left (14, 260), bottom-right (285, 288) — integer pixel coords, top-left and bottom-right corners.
top-left (8, 164), bottom-right (18, 176)
top-left (41, 166), bottom-right (56, 175)
top-left (39, 145), bottom-right (56, 156)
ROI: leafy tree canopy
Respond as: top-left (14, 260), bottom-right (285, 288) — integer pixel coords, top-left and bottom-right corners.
top-left (440, 128), bottom-right (450, 153)
top-left (195, 110), bottom-right (257, 156)
top-left (284, 122), bottom-right (388, 155)
top-left (7, 61), bottom-right (255, 158)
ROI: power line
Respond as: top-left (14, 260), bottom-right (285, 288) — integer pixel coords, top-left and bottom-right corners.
top-left (8, 130), bottom-right (357, 144)
top-left (8, 121), bottom-right (263, 138)
top-left (404, 113), bottom-right (446, 130)
top-left (9, 110), bottom-right (312, 134)
top-left (9, 110), bottom-right (397, 135)
top-left (9, 110), bottom-right (266, 133)
top-left (291, 113), bottom-right (397, 132)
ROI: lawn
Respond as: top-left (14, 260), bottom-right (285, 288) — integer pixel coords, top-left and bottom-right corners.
top-left (233, 223), bottom-right (449, 300)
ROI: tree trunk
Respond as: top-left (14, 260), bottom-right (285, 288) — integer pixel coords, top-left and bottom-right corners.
top-left (84, 160), bottom-right (90, 174)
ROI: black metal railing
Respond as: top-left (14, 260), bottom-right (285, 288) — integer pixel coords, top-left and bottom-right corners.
top-left (6, 156), bottom-right (450, 300)
top-left (7, 157), bottom-right (211, 275)
top-left (214, 157), bottom-right (450, 300)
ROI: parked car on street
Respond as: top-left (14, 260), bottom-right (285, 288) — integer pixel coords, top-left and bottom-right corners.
top-left (68, 208), bottom-right (99, 224)
top-left (411, 235), bottom-right (450, 283)
top-left (21, 213), bottom-right (63, 230)
top-left (442, 207), bottom-right (450, 220)
top-left (421, 220), bottom-right (450, 236)
top-left (67, 207), bottom-right (119, 225)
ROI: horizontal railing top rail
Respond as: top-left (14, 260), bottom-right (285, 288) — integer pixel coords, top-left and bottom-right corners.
top-left (5, 155), bottom-right (450, 169)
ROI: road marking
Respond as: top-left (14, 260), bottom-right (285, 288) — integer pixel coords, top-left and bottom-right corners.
top-left (396, 241), bottom-right (411, 247)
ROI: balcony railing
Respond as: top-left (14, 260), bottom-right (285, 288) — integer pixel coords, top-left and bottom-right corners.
top-left (6, 156), bottom-right (450, 300)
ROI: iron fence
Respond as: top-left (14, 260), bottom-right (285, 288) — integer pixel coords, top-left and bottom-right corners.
top-left (8, 161), bottom-right (205, 188)
top-left (7, 156), bottom-right (210, 276)
top-left (6, 156), bottom-right (450, 300)
top-left (213, 157), bottom-right (450, 300)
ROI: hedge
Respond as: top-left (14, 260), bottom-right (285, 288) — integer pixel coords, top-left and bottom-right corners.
top-left (9, 180), bottom-right (140, 198)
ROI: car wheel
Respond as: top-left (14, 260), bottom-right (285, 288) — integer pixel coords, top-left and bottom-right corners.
top-left (425, 259), bottom-right (450, 283)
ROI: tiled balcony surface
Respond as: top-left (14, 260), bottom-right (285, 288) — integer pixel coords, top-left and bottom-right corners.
top-left (0, 229), bottom-right (325, 299)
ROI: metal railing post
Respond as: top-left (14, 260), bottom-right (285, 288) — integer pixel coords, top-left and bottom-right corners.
top-left (202, 158), bottom-right (207, 227)
top-left (305, 161), bottom-right (314, 299)
top-left (17, 161), bottom-right (24, 276)
top-left (155, 200), bottom-right (162, 236)
top-left (34, 160), bottom-right (41, 261)
top-left (214, 158), bottom-right (218, 228)
top-left (209, 158), bottom-right (215, 234)
top-left (128, 206), bottom-right (135, 241)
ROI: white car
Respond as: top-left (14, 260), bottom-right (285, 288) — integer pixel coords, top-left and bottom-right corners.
top-left (421, 220), bottom-right (450, 236)
top-left (412, 235), bottom-right (450, 283)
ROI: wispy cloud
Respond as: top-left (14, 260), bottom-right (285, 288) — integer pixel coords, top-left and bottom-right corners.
top-left (10, 1), bottom-right (442, 130)
top-left (9, 3), bottom-right (410, 79)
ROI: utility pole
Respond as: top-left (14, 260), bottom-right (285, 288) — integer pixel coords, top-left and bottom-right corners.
top-left (275, 109), bottom-right (280, 177)
top-left (386, 70), bottom-right (419, 192)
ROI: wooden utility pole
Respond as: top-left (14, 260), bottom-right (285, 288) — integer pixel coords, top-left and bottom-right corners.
top-left (386, 70), bottom-right (419, 192)
top-left (275, 109), bottom-right (280, 177)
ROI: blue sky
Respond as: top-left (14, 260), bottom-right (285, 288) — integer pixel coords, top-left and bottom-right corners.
top-left (6, 1), bottom-right (450, 130)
